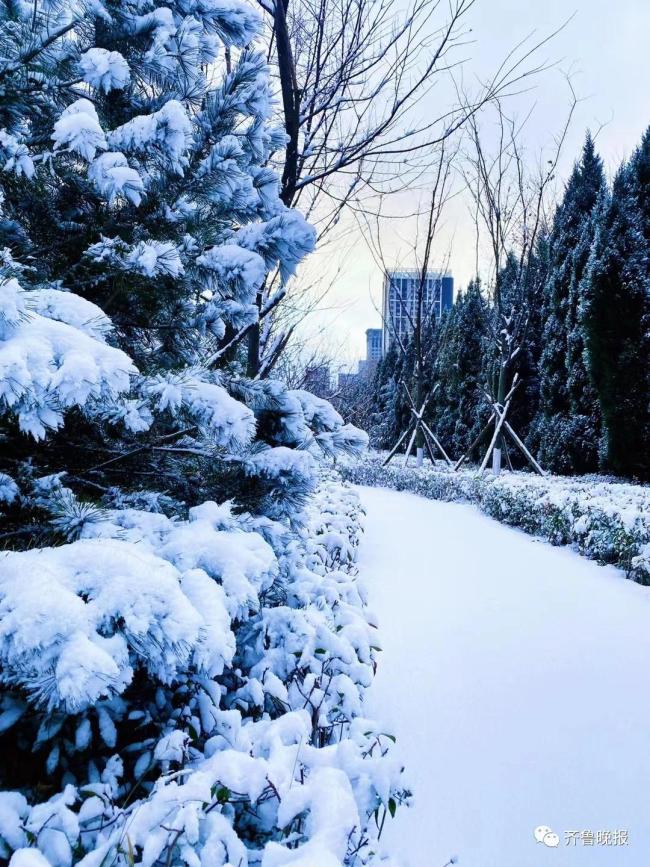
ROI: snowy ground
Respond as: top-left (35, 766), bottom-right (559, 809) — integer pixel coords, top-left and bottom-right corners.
top-left (356, 485), bottom-right (650, 867)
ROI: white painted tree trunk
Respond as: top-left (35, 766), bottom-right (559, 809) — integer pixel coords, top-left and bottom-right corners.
top-left (416, 446), bottom-right (424, 467)
top-left (492, 446), bottom-right (502, 475)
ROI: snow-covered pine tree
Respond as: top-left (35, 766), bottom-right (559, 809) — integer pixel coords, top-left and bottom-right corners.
top-left (432, 280), bottom-right (487, 459)
top-left (581, 127), bottom-right (650, 479)
top-left (366, 340), bottom-right (400, 448)
top-left (0, 3), bottom-right (403, 864)
top-left (368, 336), bottom-right (411, 450)
top-left (516, 230), bottom-right (550, 450)
top-left (533, 134), bottom-right (605, 474)
top-left (0, 0), bottom-right (325, 525)
top-left (492, 240), bottom-right (550, 456)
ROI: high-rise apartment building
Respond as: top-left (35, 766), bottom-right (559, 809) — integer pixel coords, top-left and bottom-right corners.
top-left (365, 328), bottom-right (383, 363)
top-left (382, 270), bottom-right (453, 350)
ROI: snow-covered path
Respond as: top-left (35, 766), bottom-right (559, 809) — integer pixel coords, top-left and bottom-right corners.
top-left (356, 485), bottom-right (650, 867)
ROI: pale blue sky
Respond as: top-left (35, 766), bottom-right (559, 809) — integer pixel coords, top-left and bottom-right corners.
top-left (301, 0), bottom-right (650, 367)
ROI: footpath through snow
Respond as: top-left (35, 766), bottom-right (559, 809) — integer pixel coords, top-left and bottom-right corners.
top-left (356, 485), bottom-right (650, 867)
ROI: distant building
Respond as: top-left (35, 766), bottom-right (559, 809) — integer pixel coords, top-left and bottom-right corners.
top-left (337, 372), bottom-right (358, 390)
top-left (382, 270), bottom-right (453, 351)
top-left (303, 363), bottom-right (331, 397)
top-left (365, 328), bottom-right (383, 363)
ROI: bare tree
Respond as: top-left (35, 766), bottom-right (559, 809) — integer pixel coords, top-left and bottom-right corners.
top-left (358, 143), bottom-right (457, 466)
top-left (458, 82), bottom-right (577, 474)
top-left (238, 0), bottom-right (568, 377)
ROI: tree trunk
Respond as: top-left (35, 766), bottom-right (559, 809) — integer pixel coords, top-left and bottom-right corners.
top-left (492, 360), bottom-right (507, 475)
top-left (246, 319), bottom-right (261, 378)
top-left (415, 281), bottom-right (424, 466)
top-left (247, 0), bottom-right (299, 377)
top-left (274, 0), bottom-right (300, 207)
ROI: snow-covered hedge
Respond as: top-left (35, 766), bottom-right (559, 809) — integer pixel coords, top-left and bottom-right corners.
top-left (0, 478), bottom-right (405, 866)
top-left (342, 453), bottom-right (650, 583)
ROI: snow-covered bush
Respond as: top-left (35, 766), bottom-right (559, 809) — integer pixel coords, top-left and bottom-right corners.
top-left (344, 453), bottom-right (650, 581)
top-left (0, 482), bottom-right (405, 865)
top-left (0, 1), bottom-right (395, 864)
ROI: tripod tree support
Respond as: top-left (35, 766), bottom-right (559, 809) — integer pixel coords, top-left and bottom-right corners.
top-left (454, 414), bottom-right (495, 471)
top-left (479, 391), bottom-right (514, 473)
top-left (382, 426), bottom-right (412, 466)
top-left (479, 375), bottom-right (545, 476)
top-left (384, 382), bottom-right (453, 468)
top-left (501, 416), bottom-right (546, 476)
top-left (454, 378), bottom-right (519, 473)
top-left (401, 381), bottom-right (453, 468)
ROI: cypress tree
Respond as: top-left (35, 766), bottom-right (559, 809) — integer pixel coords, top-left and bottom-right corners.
top-left (534, 133), bottom-right (605, 473)
top-left (517, 231), bottom-right (550, 449)
top-left (582, 128), bottom-right (650, 479)
top-left (432, 280), bottom-right (487, 458)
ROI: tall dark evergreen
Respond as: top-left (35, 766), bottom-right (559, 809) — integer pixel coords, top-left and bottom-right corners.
top-left (432, 280), bottom-right (487, 458)
top-left (517, 232), bottom-right (550, 446)
top-left (534, 133), bottom-right (605, 473)
top-left (371, 337), bottom-right (410, 447)
top-left (492, 245), bottom-right (549, 451)
top-left (581, 127), bottom-right (650, 479)
top-left (368, 317), bottom-right (440, 451)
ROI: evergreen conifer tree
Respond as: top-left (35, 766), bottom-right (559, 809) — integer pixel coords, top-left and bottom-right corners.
top-left (492, 240), bottom-right (550, 453)
top-left (581, 127), bottom-right (650, 479)
top-left (432, 280), bottom-right (486, 458)
top-left (534, 133), bottom-right (605, 473)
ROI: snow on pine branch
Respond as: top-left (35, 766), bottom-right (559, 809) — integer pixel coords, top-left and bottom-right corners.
top-left (108, 101), bottom-right (193, 175)
top-left (141, 369), bottom-right (256, 450)
top-left (52, 100), bottom-right (107, 162)
top-left (88, 153), bottom-right (145, 206)
top-left (0, 537), bottom-right (234, 712)
top-left (78, 48), bottom-right (130, 93)
top-left (0, 130), bottom-right (35, 179)
top-left (237, 212), bottom-right (316, 281)
top-left (0, 2), bottom-right (399, 863)
top-left (0, 279), bottom-right (135, 439)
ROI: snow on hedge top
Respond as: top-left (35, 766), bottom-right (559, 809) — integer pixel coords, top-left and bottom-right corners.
top-left (346, 452), bottom-right (650, 580)
top-left (0, 537), bottom-right (237, 713)
top-left (0, 279), bottom-right (135, 439)
top-left (0, 483), bottom-right (404, 866)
